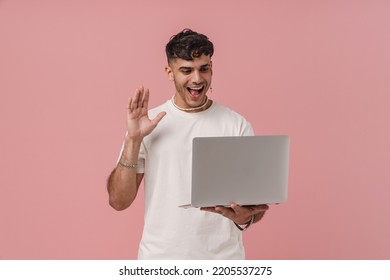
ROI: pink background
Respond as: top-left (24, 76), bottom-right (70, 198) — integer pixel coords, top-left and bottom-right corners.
top-left (1, 0), bottom-right (389, 259)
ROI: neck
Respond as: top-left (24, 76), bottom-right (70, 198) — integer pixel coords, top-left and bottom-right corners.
top-left (171, 95), bottom-right (211, 112)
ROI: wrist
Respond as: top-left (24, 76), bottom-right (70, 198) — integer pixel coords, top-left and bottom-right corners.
top-left (119, 136), bottom-right (142, 166)
top-left (117, 161), bottom-right (138, 169)
top-left (234, 215), bottom-right (254, 231)
top-left (124, 133), bottom-right (143, 144)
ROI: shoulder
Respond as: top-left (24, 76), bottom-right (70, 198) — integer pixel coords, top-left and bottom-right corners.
top-left (212, 102), bottom-right (249, 122)
top-left (148, 100), bottom-right (170, 117)
top-left (215, 103), bottom-right (254, 136)
top-left (211, 102), bottom-right (254, 136)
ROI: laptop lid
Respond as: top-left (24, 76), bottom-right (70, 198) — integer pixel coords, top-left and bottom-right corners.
top-left (185, 135), bottom-right (290, 208)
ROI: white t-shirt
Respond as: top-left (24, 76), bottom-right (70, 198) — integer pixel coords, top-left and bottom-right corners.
top-left (136, 100), bottom-right (254, 259)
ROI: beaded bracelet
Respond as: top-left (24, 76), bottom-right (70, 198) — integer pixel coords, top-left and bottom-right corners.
top-left (118, 161), bottom-right (138, 169)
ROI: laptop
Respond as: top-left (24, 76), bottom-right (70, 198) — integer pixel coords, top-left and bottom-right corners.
top-left (179, 135), bottom-right (290, 208)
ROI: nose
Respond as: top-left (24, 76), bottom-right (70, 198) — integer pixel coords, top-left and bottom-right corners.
top-left (192, 70), bottom-right (202, 84)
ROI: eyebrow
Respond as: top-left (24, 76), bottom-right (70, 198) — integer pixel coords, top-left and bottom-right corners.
top-left (178, 63), bottom-right (211, 71)
top-left (179, 66), bottom-right (193, 71)
top-left (200, 64), bottom-right (210, 69)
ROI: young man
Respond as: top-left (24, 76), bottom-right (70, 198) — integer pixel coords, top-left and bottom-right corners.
top-left (107, 29), bottom-right (269, 259)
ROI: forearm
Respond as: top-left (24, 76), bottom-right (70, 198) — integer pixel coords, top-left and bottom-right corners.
top-left (107, 138), bottom-right (143, 210)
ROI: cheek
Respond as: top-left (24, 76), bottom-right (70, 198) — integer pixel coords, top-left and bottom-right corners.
top-left (202, 72), bottom-right (212, 80)
top-left (175, 79), bottom-right (187, 92)
top-left (178, 77), bottom-right (190, 87)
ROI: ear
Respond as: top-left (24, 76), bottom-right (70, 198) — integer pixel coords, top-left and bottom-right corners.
top-left (210, 60), bottom-right (213, 75)
top-left (165, 66), bottom-right (174, 81)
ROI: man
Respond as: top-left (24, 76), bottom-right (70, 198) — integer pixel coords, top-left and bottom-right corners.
top-left (107, 29), bottom-right (269, 259)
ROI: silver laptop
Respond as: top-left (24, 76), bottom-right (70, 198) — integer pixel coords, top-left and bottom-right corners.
top-left (179, 135), bottom-right (290, 208)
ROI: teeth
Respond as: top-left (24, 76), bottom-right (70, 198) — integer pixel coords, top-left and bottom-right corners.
top-left (189, 86), bottom-right (203, 90)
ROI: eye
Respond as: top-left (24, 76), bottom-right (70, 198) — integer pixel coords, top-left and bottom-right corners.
top-left (181, 69), bottom-right (192, 75)
top-left (200, 67), bottom-right (209, 73)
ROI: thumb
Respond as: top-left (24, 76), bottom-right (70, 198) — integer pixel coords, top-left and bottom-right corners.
top-left (230, 204), bottom-right (243, 215)
top-left (151, 111), bottom-right (166, 126)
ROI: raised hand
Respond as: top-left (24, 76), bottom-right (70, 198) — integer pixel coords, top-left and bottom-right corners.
top-left (126, 86), bottom-right (166, 141)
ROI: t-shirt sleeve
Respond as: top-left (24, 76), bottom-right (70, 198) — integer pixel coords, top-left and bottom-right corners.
top-left (241, 121), bottom-right (255, 136)
top-left (136, 142), bottom-right (146, 174)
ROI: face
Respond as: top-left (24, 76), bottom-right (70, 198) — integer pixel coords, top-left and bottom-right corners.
top-left (166, 54), bottom-right (212, 111)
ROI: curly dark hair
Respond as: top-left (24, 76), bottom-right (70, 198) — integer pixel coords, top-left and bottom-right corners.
top-left (165, 29), bottom-right (214, 64)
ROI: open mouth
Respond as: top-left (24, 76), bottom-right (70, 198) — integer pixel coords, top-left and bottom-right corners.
top-left (187, 85), bottom-right (205, 97)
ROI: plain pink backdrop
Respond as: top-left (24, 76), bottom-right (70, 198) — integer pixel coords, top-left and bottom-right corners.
top-left (1, 0), bottom-right (389, 259)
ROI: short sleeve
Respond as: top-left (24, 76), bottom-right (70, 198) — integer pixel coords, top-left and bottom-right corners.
top-left (241, 121), bottom-right (255, 136)
top-left (136, 142), bottom-right (146, 174)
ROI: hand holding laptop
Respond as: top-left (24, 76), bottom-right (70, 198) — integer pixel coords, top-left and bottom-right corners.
top-left (201, 203), bottom-right (269, 225)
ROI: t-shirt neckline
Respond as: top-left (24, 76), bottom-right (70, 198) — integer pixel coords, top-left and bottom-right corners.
top-left (166, 99), bottom-right (217, 118)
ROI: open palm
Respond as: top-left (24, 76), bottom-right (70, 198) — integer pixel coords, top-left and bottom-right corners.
top-left (126, 86), bottom-right (166, 140)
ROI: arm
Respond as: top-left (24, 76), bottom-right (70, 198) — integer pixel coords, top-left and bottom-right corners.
top-left (107, 86), bottom-right (166, 211)
top-left (107, 138), bottom-right (144, 211)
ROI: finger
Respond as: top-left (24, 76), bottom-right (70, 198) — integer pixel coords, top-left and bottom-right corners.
top-left (200, 207), bottom-right (220, 213)
top-left (215, 206), bottom-right (235, 218)
top-left (141, 87), bottom-right (150, 109)
top-left (131, 88), bottom-right (141, 112)
top-left (201, 206), bottom-right (231, 217)
top-left (151, 111), bottom-right (166, 126)
top-left (137, 86), bottom-right (144, 108)
top-left (230, 204), bottom-right (246, 215)
top-left (246, 204), bottom-right (269, 215)
top-left (127, 97), bottom-right (132, 111)
top-left (252, 204), bottom-right (269, 212)
top-left (230, 204), bottom-right (269, 216)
